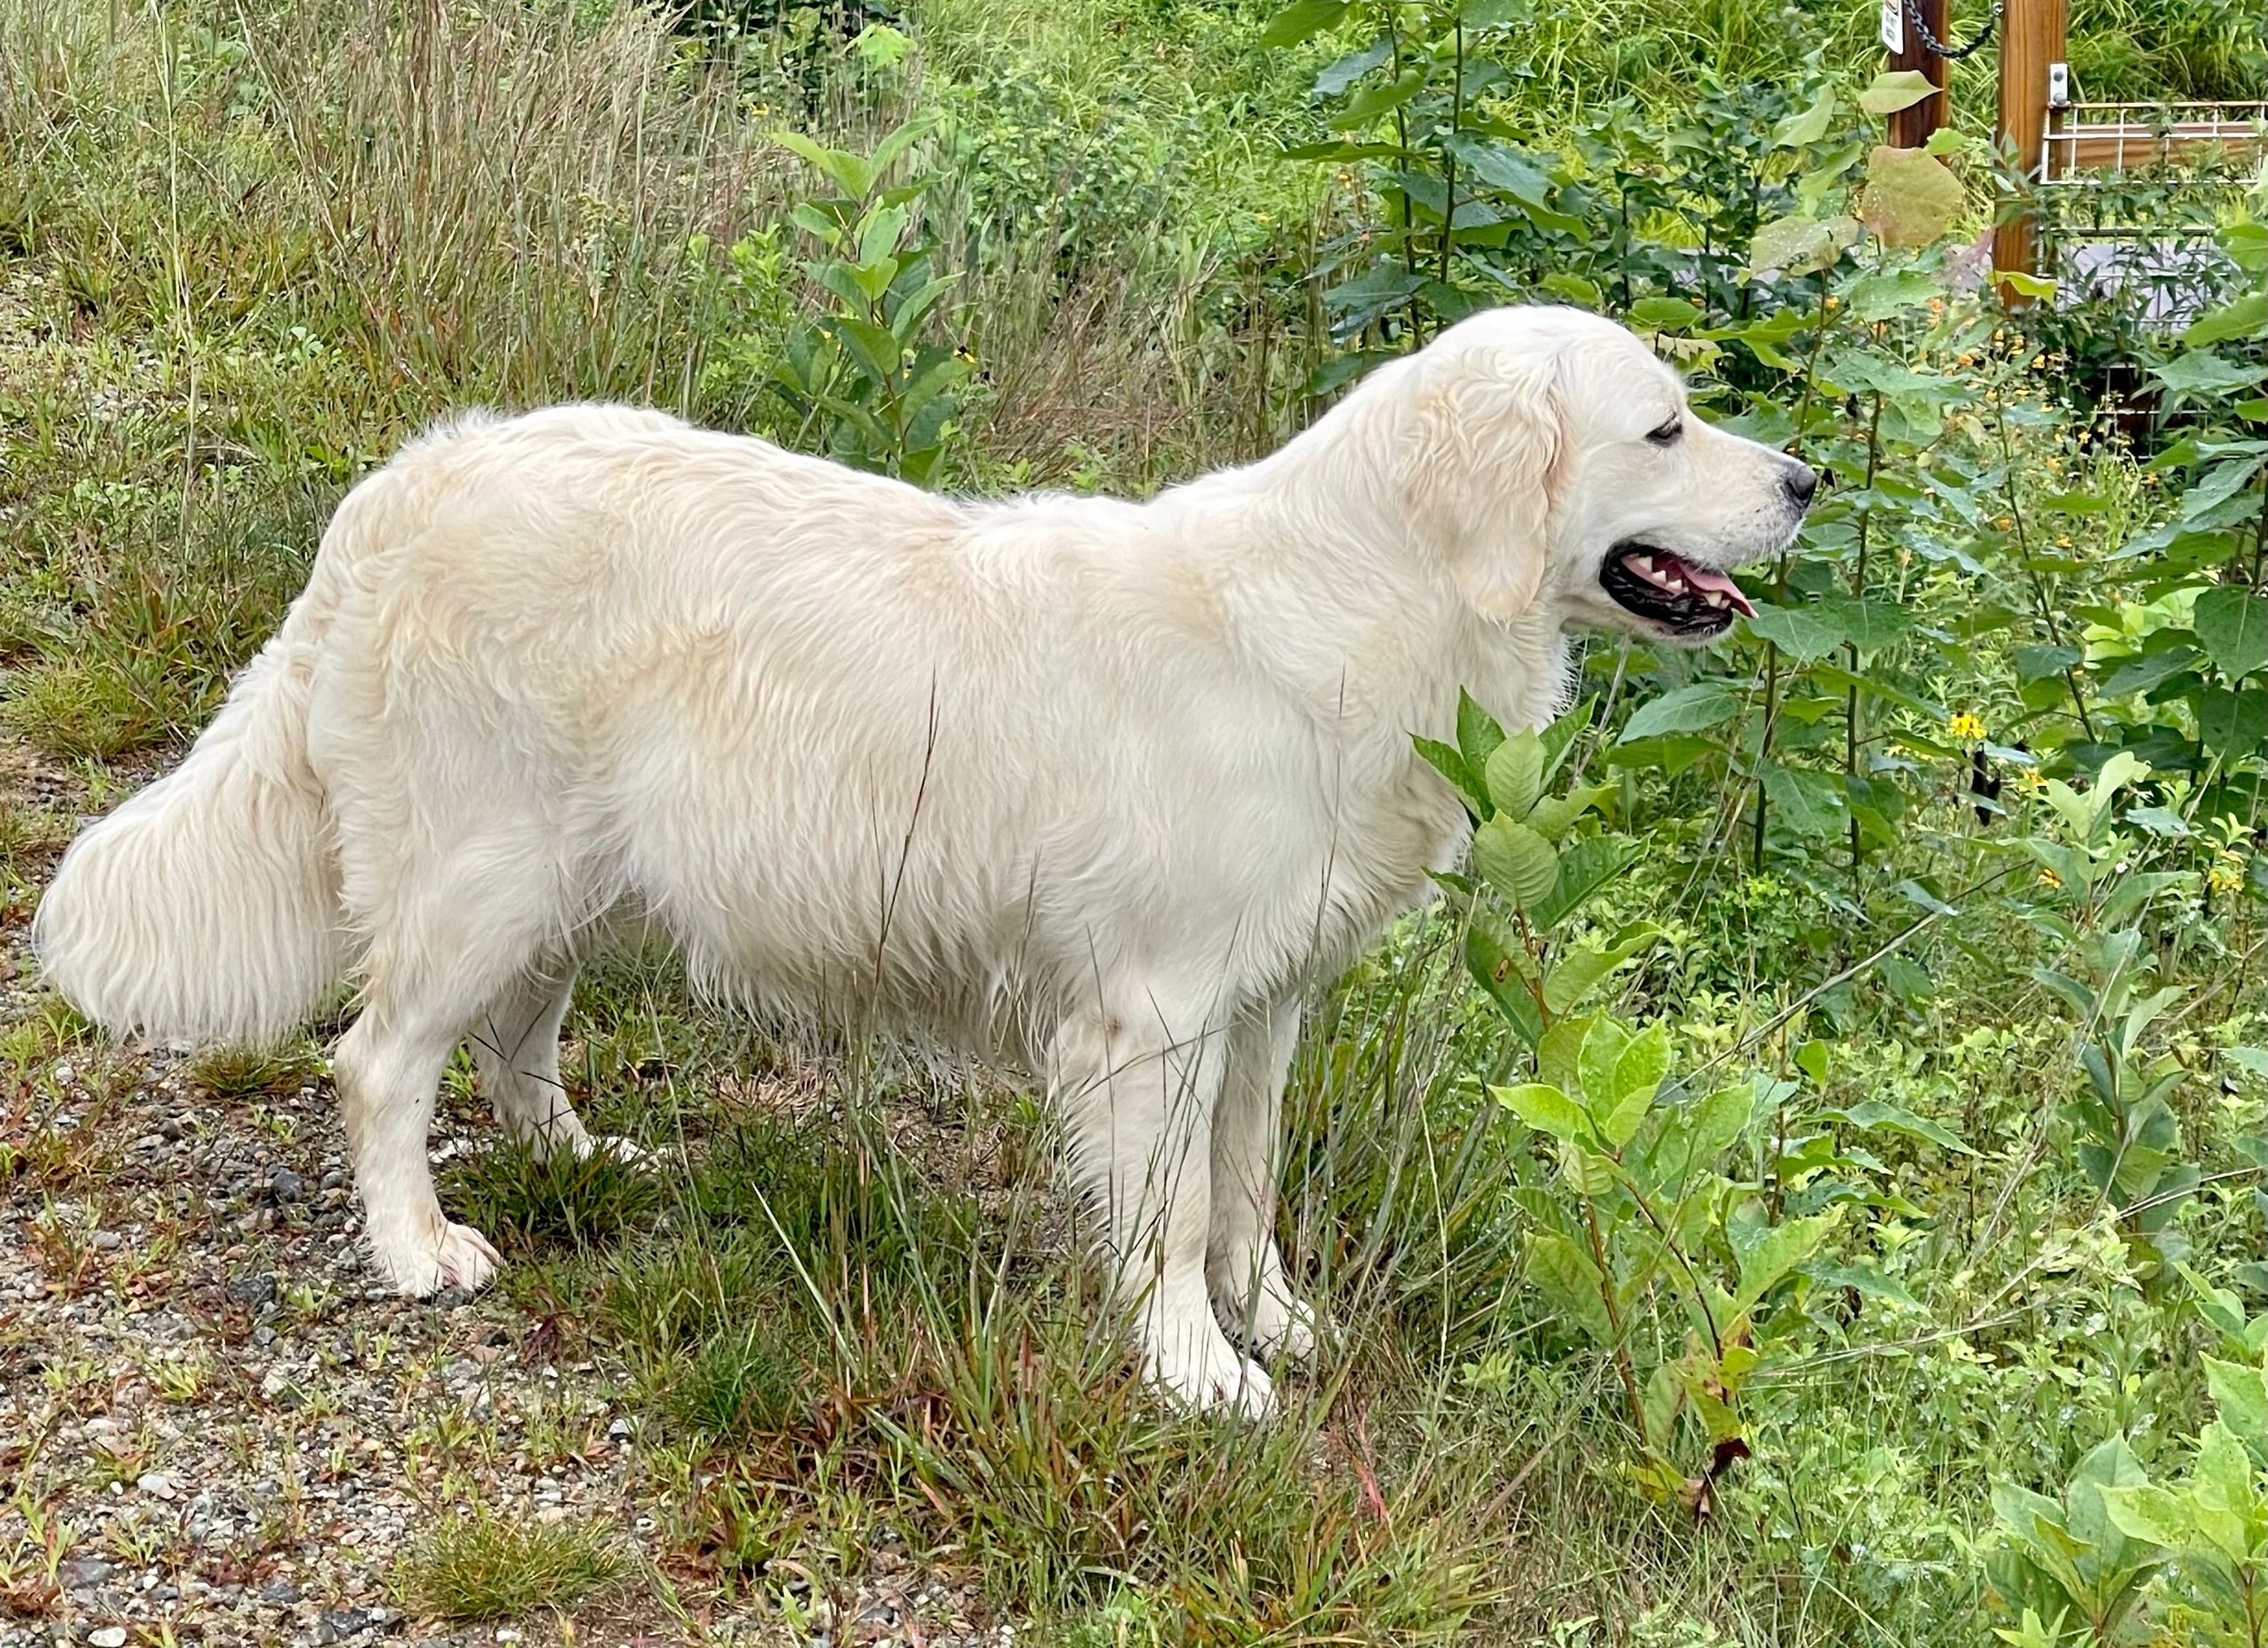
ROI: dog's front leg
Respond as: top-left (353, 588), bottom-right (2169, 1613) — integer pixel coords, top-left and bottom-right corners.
top-left (1053, 1001), bottom-right (1275, 1419)
top-left (1207, 998), bottom-right (1319, 1362)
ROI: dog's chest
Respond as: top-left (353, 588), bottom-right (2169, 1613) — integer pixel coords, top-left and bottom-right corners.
top-left (1275, 759), bottom-right (1469, 982)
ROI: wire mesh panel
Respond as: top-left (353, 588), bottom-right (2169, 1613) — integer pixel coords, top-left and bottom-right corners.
top-left (2040, 99), bottom-right (2267, 184)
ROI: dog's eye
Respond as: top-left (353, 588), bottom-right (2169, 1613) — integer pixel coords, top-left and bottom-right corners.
top-left (1646, 417), bottom-right (1683, 447)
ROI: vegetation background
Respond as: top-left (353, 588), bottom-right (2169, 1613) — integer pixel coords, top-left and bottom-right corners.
top-left (0, 0), bottom-right (2261, 1643)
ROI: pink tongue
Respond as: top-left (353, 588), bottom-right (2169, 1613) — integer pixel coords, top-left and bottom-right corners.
top-left (1671, 557), bottom-right (1757, 618)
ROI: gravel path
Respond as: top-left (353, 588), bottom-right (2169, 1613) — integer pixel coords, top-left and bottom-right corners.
top-left (0, 740), bottom-right (1010, 1648)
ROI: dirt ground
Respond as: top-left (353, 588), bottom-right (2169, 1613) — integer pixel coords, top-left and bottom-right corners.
top-left (0, 738), bottom-right (1010, 1648)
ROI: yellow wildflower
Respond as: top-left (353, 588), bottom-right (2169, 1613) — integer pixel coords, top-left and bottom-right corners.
top-left (2038, 866), bottom-right (2062, 889)
top-left (2207, 851), bottom-right (2246, 896)
top-left (1948, 711), bottom-right (1988, 742)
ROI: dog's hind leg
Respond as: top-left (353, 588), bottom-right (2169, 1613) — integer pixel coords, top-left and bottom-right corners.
top-left (470, 966), bottom-right (585, 1156)
top-left (333, 843), bottom-right (563, 1294)
top-left (335, 987), bottom-right (502, 1295)
top-left (469, 965), bottom-right (649, 1166)
top-left (1053, 994), bottom-right (1275, 1419)
top-left (1207, 998), bottom-right (1319, 1362)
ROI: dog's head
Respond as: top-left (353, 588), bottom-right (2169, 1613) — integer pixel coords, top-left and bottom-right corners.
top-left (1394, 305), bottom-right (1814, 644)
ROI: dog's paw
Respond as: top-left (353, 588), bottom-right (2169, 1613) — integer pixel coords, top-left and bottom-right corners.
top-left (1146, 1323), bottom-right (1278, 1420)
top-left (576, 1132), bottom-right (653, 1168)
top-left (371, 1221), bottom-right (501, 1296)
top-left (1246, 1291), bottom-right (1322, 1364)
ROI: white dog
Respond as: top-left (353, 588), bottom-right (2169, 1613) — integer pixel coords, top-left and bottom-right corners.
top-left (35, 305), bottom-right (1813, 1415)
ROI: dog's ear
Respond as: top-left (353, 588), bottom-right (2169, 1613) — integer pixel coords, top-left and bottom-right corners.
top-left (1401, 352), bottom-right (1562, 625)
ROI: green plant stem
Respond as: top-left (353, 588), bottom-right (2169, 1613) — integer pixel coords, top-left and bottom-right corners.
top-left (1993, 396), bottom-right (2097, 742)
top-left (1582, 1198), bottom-right (1650, 1454)
top-left (1755, 275), bottom-right (1838, 868)
top-left (1848, 389), bottom-right (1883, 896)
top-left (1439, 19), bottom-right (1463, 289)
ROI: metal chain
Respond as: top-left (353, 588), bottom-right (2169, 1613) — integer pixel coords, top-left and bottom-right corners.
top-left (1904, 0), bottom-right (2001, 60)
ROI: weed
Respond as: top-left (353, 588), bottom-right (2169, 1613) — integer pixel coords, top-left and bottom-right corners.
top-left (391, 1506), bottom-right (627, 1622)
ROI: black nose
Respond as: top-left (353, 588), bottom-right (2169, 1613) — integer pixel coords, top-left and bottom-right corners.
top-left (1783, 460), bottom-right (1820, 509)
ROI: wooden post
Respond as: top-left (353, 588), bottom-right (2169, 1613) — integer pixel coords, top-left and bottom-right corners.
top-left (1994, 0), bottom-right (2069, 293)
top-left (1888, 0), bottom-right (1950, 148)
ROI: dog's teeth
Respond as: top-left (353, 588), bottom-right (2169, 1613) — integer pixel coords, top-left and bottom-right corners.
top-left (1703, 590), bottom-right (1728, 609)
top-left (1628, 555), bottom-right (1655, 574)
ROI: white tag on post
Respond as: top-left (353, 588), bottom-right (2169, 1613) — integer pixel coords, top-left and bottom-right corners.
top-left (1879, 0), bottom-right (1905, 53)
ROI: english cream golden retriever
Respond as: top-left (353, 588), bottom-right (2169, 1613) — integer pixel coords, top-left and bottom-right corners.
top-left (35, 305), bottom-right (1813, 1415)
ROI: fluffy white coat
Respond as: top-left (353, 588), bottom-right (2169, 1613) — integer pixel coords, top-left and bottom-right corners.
top-left (35, 305), bottom-right (1813, 1413)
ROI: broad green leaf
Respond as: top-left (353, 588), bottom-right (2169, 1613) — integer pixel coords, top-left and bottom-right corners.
top-left (1443, 135), bottom-right (1556, 206)
top-left (1530, 835), bottom-right (1639, 929)
top-left (2151, 349), bottom-right (2265, 400)
top-left (1744, 601), bottom-right (1845, 660)
top-left (1559, 1139), bottom-right (1618, 1196)
top-left (2196, 685), bottom-right (2268, 756)
top-left (1827, 1100), bottom-right (1976, 1154)
top-left (1332, 68), bottom-right (1424, 128)
top-left (2191, 1422), bottom-right (2259, 1520)
top-left (1814, 595), bottom-right (1911, 653)
top-left (1620, 683), bottom-right (1740, 742)
top-left (2194, 586), bottom-right (2267, 680)
top-left (1760, 760), bottom-right (1846, 838)
top-left (2203, 1354), bottom-right (2267, 1448)
top-left (1524, 783), bottom-right (1612, 842)
top-left (1526, 1232), bottom-right (1612, 1342)
top-left (1734, 1210), bottom-right (1839, 1308)
top-left (1795, 1039), bottom-right (1829, 1085)
top-left (1598, 1023), bottom-right (1672, 1147)
top-left (1484, 733), bottom-right (1545, 820)
top-left (1858, 68), bottom-right (1938, 115)
top-left (2185, 290), bottom-right (2268, 346)
top-left (1472, 815), bottom-right (1560, 909)
top-left (1538, 1014), bottom-right (1592, 1096)
top-left (1773, 88), bottom-right (1837, 146)
top-left (1414, 736), bottom-right (1483, 812)
top-left (775, 130), bottom-right (874, 200)
top-left (1542, 922), bottom-right (1660, 1016)
top-left (1258, 0), bottom-right (1349, 49)
top-left (1576, 1016), bottom-right (1633, 1116)
top-left (1541, 947), bottom-right (1619, 1020)
top-left (2064, 1436), bottom-right (2154, 1560)
top-left (1315, 36), bottom-right (1391, 97)
top-left (1748, 212), bottom-right (1860, 276)
top-left (2097, 1483), bottom-right (2191, 1551)
top-left (1628, 296), bottom-right (1705, 330)
top-left (1465, 921), bottom-right (1544, 1046)
top-left (1858, 144), bottom-right (1962, 247)
top-left (1456, 688), bottom-right (1506, 773)
top-left (1493, 1081), bottom-right (1590, 1143)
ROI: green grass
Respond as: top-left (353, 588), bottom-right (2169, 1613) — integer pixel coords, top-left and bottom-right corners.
top-left (2, 0), bottom-right (2260, 1641)
top-left (391, 1506), bottom-right (628, 1622)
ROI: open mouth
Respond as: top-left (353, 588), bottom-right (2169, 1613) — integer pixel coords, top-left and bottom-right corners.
top-left (1599, 544), bottom-right (1757, 637)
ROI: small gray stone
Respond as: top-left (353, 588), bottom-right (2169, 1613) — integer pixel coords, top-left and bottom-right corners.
top-left (268, 1168), bottom-right (305, 1201)
top-left (89, 1231), bottom-right (122, 1251)
top-left (260, 1579), bottom-right (301, 1605)
top-left (226, 1272), bottom-right (278, 1306)
top-left (89, 1628), bottom-right (128, 1648)
top-left (319, 1605), bottom-right (371, 1641)
top-left (61, 1558), bottom-right (113, 1588)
